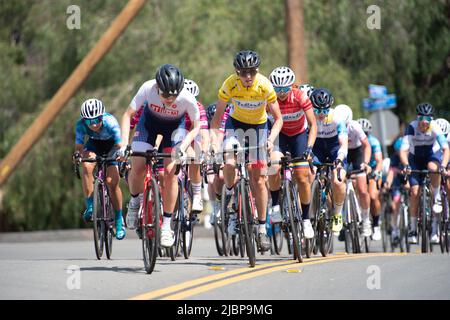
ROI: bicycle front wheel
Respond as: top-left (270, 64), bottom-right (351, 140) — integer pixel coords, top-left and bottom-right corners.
top-left (142, 177), bottom-right (161, 274)
top-left (104, 193), bottom-right (114, 260)
top-left (285, 181), bottom-right (303, 262)
top-left (92, 180), bottom-right (105, 260)
top-left (240, 181), bottom-right (256, 267)
top-left (420, 189), bottom-right (429, 253)
top-left (348, 189), bottom-right (361, 254)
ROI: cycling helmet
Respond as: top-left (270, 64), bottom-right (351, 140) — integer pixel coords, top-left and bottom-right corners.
top-left (435, 118), bottom-right (450, 136)
top-left (80, 98), bottom-right (105, 119)
top-left (233, 50), bottom-right (260, 69)
top-left (184, 79), bottom-right (199, 97)
top-left (206, 103), bottom-right (217, 122)
top-left (416, 102), bottom-right (434, 116)
top-left (358, 118), bottom-right (372, 133)
top-left (298, 84), bottom-right (314, 98)
top-left (269, 66), bottom-right (295, 87)
top-left (155, 64), bottom-right (184, 96)
top-left (310, 88), bottom-right (334, 109)
top-left (334, 104), bottom-right (353, 126)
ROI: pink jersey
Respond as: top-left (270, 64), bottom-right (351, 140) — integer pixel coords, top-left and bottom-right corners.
top-left (185, 102), bottom-right (208, 130)
top-left (278, 88), bottom-right (312, 136)
top-left (130, 105), bottom-right (144, 130)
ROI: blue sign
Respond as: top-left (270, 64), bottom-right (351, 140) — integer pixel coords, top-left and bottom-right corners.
top-left (369, 84), bottom-right (387, 99)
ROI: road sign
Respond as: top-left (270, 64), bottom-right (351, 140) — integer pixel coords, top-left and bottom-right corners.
top-left (370, 94), bottom-right (397, 110)
top-left (369, 84), bottom-right (387, 99)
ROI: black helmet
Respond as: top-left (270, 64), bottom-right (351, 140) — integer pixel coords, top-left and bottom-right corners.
top-left (310, 88), bottom-right (334, 109)
top-left (155, 64), bottom-right (185, 96)
top-left (206, 103), bottom-right (217, 122)
top-left (416, 102), bottom-right (434, 116)
top-left (233, 50), bottom-right (260, 69)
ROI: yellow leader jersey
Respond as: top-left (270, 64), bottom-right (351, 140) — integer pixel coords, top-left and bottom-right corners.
top-left (218, 73), bottom-right (277, 125)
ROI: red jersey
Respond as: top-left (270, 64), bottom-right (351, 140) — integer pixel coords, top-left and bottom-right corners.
top-left (278, 88), bottom-right (312, 136)
top-left (185, 101), bottom-right (208, 130)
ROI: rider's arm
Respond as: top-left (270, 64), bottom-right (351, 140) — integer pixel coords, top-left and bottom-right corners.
top-left (305, 107), bottom-right (317, 148)
top-left (180, 120), bottom-right (200, 152)
top-left (120, 106), bottom-right (136, 148)
top-left (436, 130), bottom-right (449, 167)
top-left (361, 137), bottom-right (371, 166)
top-left (337, 122), bottom-right (348, 161)
top-left (210, 99), bottom-right (228, 151)
top-left (267, 100), bottom-right (283, 144)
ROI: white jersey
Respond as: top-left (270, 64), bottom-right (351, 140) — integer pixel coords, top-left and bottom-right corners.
top-left (130, 80), bottom-right (200, 122)
top-left (401, 120), bottom-right (448, 155)
top-left (347, 120), bottom-right (367, 150)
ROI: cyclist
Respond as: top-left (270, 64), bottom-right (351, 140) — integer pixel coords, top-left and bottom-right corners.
top-left (384, 137), bottom-right (407, 244)
top-left (435, 118), bottom-right (450, 208)
top-left (298, 84), bottom-right (315, 98)
top-left (335, 105), bottom-right (373, 238)
top-left (399, 103), bottom-right (449, 244)
top-left (183, 79), bottom-right (209, 214)
top-left (310, 88), bottom-right (348, 234)
top-left (73, 98), bottom-right (126, 240)
top-left (210, 50), bottom-right (283, 252)
top-left (119, 64), bottom-right (201, 248)
top-left (267, 66), bottom-right (316, 239)
top-left (358, 118), bottom-right (383, 240)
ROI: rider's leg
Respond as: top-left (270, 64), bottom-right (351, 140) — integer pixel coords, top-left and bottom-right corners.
top-left (369, 179), bottom-right (381, 227)
top-left (332, 168), bottom-right (347, 233)
top-left (186, 146), bottom-right (203, 212)
top-left (81, 150), bottom-right (96, 212)
top-left (106, 165), bottom-right (126, 239)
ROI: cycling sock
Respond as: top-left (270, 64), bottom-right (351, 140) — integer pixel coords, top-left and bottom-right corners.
top-left (270, 189), bottom-right (280, 206)
top-left (361, 208), bottom-right (370, 221)
top-left (114, 209), bottom-right (123, 220)
top-left (334, 202), bottom-right (344, 216)
top-left (410, 217), bottom-right (417, 232)
top-left (372, 215), bottom-right (380, 227)
top-left (85, 196), bottom-right (93, 209)
top-left (433, 186), bottom-right (441, 199)
top-left (162, 213), bottom-right (172, 230)
top-left (258, 222), bottom-right (266, 234)
top-left (215, 193), bottom-right (221, 201)
top-left (130, 193), bottom-right (139, 198)
top-left (192, 182), bottom-right (202, 196)
top-left (301, 203), bottom-right (310, 220)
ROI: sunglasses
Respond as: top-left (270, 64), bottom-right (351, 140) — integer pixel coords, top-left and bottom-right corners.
top-left (84, 117), bottom-right (102, 126)
top-left (313, 108), bottom-right (330, 115)
top-left (417, 115), bottom-right (433, 122)
top-left (158, 88), bottom-right (179, 99)
top-left (236, 68), bottom-right (258, 77)
top-left (274, 86), bottom-right (291, 94)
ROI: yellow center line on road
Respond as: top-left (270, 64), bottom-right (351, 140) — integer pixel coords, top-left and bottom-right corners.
top-left (129, 252), bottom-right (406, 300)
top-left (161, 252), bottom-right (406, 300)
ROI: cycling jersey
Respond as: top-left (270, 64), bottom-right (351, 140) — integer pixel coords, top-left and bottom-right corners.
top-left (277, 87), bottom-right (311, 136)
top-left (347, 120), bottom-right (367, 150)
top-left (401, 120), bottom-right (448, 156)
top-left (75, 112), bottom-right (122, 145)
top-left (218, 73), bottom-right (277, 125)
top-left (313, 109), bottom-right (348, 163)
top-left (185, 102), bottom-right (208, 130)
top-left (368, 134), bottom-right (382, 169)
top-left (130, 79), bottom-right (200, 123)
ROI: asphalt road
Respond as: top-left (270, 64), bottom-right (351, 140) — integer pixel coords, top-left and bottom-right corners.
top-left (0, 228), bottom-right (449, 300)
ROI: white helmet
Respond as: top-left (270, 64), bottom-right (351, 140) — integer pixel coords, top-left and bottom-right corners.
top-left (334, 104), bottom-right (353, 126)
top-left (358, 118), bottom-right (372, 133)
top-left (269, 66), bottom-right (296, 87)
top-left (435, 118), bottom-right (450, 136)
top-left (184, 79), bottom-right (200, 97)
top-left (80, 98), bottom-right (105, 119)
top-left (298, 83), bottom-right (314, 97)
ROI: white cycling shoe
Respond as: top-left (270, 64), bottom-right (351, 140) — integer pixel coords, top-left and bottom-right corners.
top-left (160, 229), bottom-right (175, 248)
top-left (303, 219), bottom-right (314, 239)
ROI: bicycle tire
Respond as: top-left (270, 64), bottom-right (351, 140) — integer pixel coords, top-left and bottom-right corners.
top-left (310, 180), bottom-right (321, 256)
top-left (92, 180), bottom-right (105, 260)
top-left (104, 193), bottom-right (114, 260)
top-left (318, 196), bottom-right (333, 257)
top-left (285, 181), bottom-right (302, 262)
top-left (219, 185), bottom-right (230, 256)
top-left (272, 223), bottom-right (283, 255)
top-left (212, 192), bottom-right (224, 256)
top-left (444, 221), bottom-right (449, 253)
top-left (420, 188), bottom-right (429, 253)
top-left (240, 180), bottom-right (256, 267)
top-left (348, 189), bottom-right (361, 254)
top-left (142, 177), bottom-right (161, 274)
top-left (170, 180), bottom-right (183, 261)
top-left (182, 189), bottom-right (194, 259)
top-left (380, 200), bottom-right (389, 252)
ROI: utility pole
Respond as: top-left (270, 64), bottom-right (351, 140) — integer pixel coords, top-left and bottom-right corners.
top-left (285, 0), bottom-right (308, 83)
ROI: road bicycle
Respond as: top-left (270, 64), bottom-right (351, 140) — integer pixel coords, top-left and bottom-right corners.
top-left (74, 155), bottom-right (117, 260)
top-left (438, 174), bottom-right (449, 253)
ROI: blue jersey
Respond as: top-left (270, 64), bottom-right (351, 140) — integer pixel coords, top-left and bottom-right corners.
top-left (75, 112), bottom-right (122, 145)
top-left (368, 134), bottom-right (382, 169)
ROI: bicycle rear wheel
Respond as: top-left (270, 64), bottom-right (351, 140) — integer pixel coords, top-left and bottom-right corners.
top-left (92, 180), bottom-right (105, 260)
top-left (318, 198), bottom-right (333, 257)
top-left (240, 180), bottom-right (256, 267)
top-left (272, 222), bottom-right (283, 255)
top-left (104, 193), bottom-right (114, 260)
top-left (142, 177), bottom-right (161, 274)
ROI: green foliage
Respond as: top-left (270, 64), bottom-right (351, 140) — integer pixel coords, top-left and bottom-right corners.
top-left (0, 0), bottom-right (449, 230)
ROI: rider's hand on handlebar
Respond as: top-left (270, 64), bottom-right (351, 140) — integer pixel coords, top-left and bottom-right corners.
top-left (72, 151), bottom-right (82, 165)
top-left (402, 164), bottom-right (411, 175)
top-left (334, 158), bottom-right (344, 170)
top-left (266, 140), bottom-right (274, 154)
top-left (302, 146), bottom-right (313, 162)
